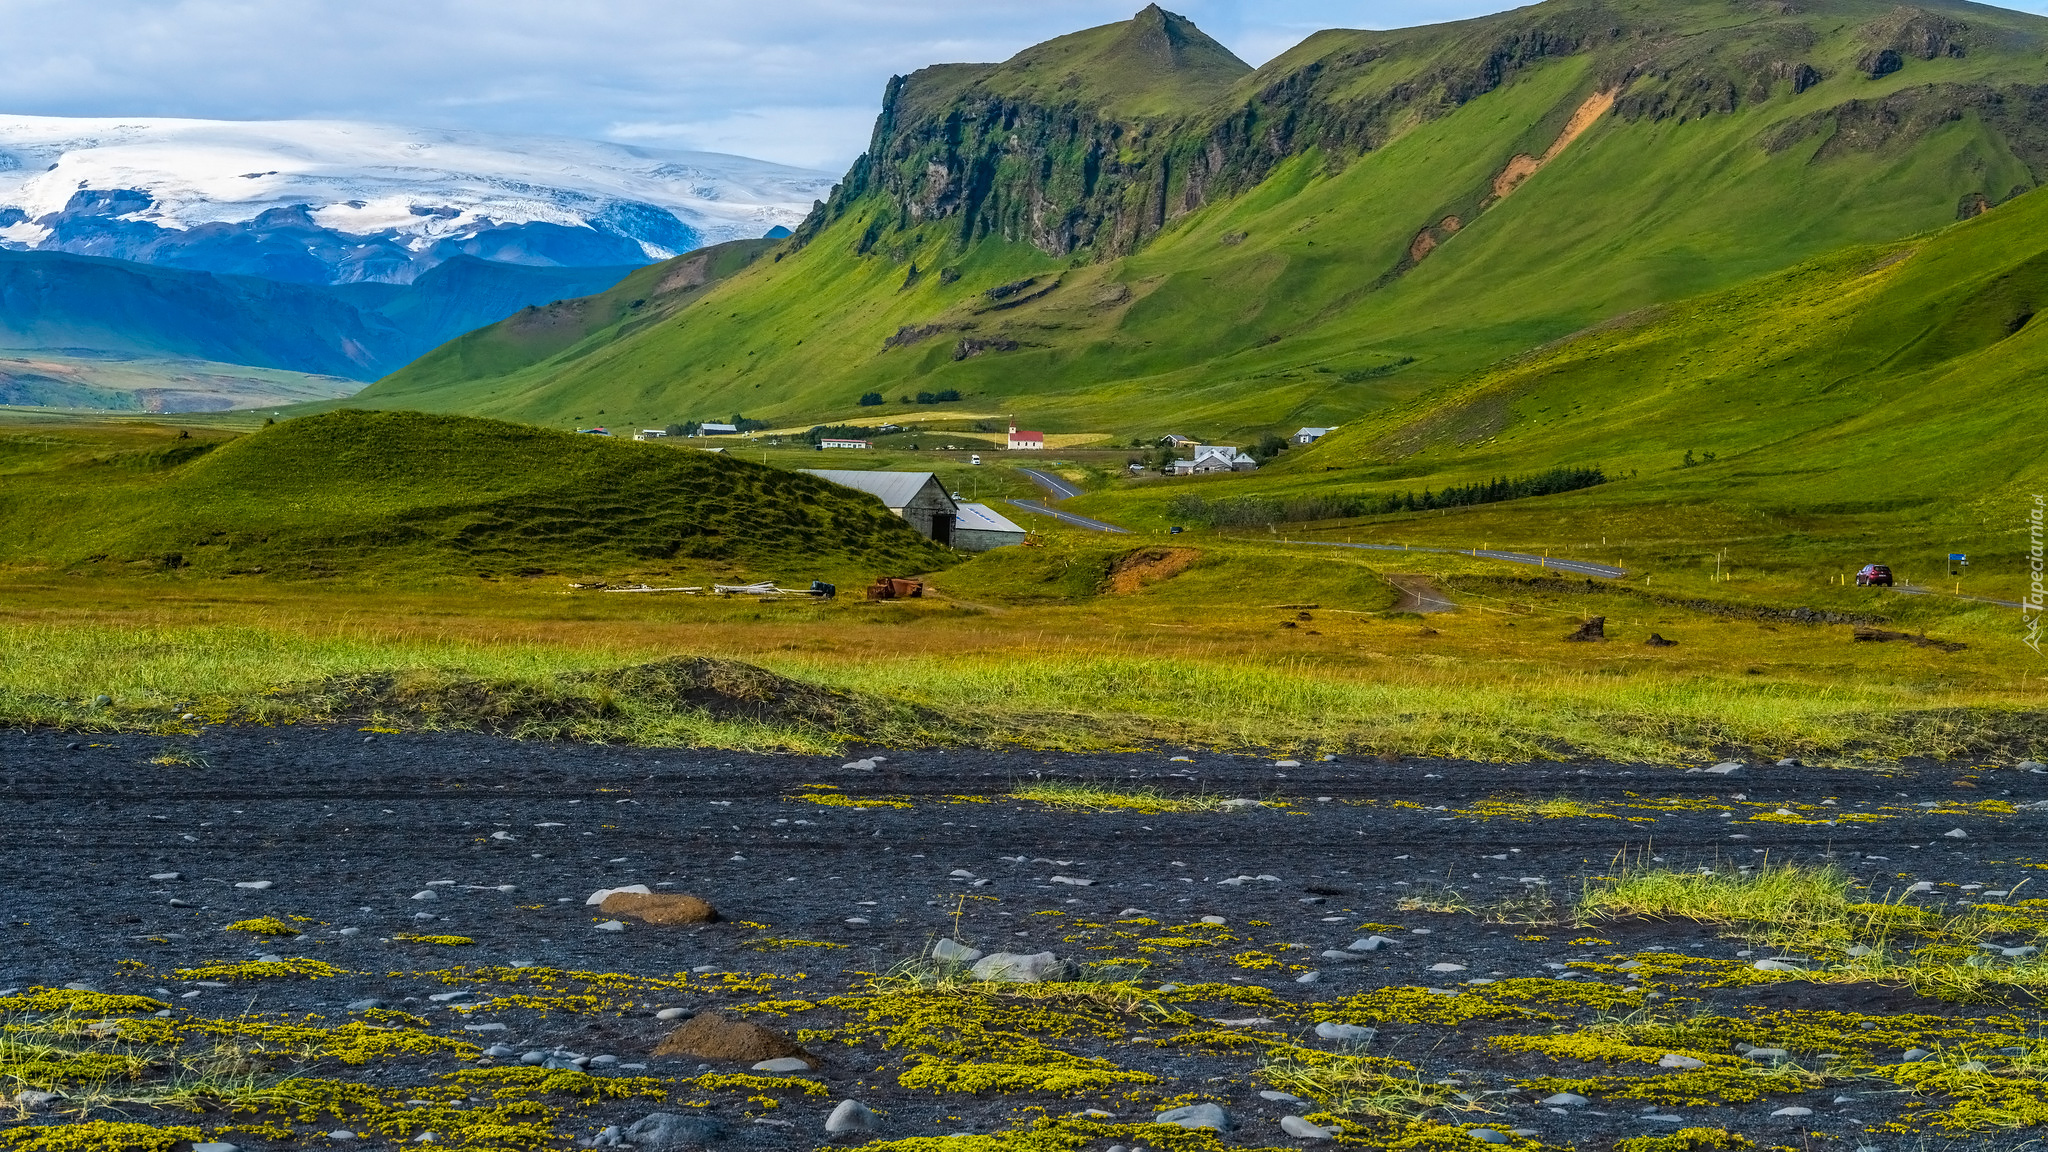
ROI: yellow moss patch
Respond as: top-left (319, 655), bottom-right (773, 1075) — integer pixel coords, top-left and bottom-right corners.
top-left (0, 988), bottom-right (168, 1016)
top-left (1615, 1128), bottom-right (1755, 1152)
top-left (173, 959), bottom-right (354, 981)
top-left (787, 792), bottom-right (912, 810)
top-left (223, 917), bottom-right (298, 936)
top-left (0, 1123), bottom-right (204, 1152)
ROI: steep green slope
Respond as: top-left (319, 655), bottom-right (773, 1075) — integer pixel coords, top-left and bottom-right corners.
top-left (354, 239), bottom-right (776, 414)
top-left (1076, 181), bottom-right (2048, 578)
top-left (347, 0), bottom-right (2048, 443)
top-left (0, 409), bottom-right (949, 581)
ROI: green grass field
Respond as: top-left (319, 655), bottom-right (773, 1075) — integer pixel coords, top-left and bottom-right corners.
top-left (0, 412), bottom-right (2038, 762)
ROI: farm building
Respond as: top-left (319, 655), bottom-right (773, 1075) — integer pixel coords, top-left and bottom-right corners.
top-left (697, 423), bottom-right (739, 436)
top-left (800, 471), bottom-right (1024, 551)
top-left (953, 503), bottom-right (1028, 550)
top-left (1294, 426), bottom-right (1335, 444)
top-left (803, 470), bottom-right (958, 545)
top-left (632, 429), bottom-right (667, 441)
top-left (818, 437), bottom-right (872, 449)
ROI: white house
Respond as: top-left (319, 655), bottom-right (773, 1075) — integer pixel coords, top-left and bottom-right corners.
top-left (818, 437), bottom-right (872, 449)
top-left (1294, 426), bottom-right (1335, 445)
top-left (632, 429), bottom-right (668, 441)
top-left (1159, 433), bottom-right (1196, 447)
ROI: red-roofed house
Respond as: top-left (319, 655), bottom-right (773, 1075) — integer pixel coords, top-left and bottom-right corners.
top-left (1007, 420), bottom-right (1044, 450)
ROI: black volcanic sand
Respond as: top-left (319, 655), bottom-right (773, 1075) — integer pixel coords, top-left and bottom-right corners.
top-left (4, 728), bottom-right (2047, 1152)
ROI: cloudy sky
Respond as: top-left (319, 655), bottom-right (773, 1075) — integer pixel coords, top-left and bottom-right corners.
top-left (0, 0), bottom-right (1553, 172)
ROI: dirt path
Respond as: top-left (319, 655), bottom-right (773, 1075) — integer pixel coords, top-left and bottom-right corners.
top-left (1388, 574), bottom-right (1456, 613)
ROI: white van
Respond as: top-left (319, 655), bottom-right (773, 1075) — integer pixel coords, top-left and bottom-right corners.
top-left (970, 454), bottom-right (982, 466)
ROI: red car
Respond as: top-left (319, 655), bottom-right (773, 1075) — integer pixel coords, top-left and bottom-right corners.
top-left (1856, 564), bottom-right (1893, 587)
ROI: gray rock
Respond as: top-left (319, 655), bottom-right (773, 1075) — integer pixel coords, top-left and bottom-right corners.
top-left (1945, 828), bottom-right (1969, 839)
top-left (1279, 1116), bottom-right (1332, 1140)
top-left (1752, 959), bottom-right (1801, 972)
top-left (1510, 1131), bottom-right (1539, 1139)
top-left (1155, 1103), bottom-right (1232, 1132)
top-left (1542, 1093), bottom-right (1589, 1106)
top-left (655, 1008), bottom-right (691, 1021)
top-left (1745, 1048), bottom-right (1789, 1060)
top-left (625, 1113), bottom-right (727, 1148)
top-left (1349, 936), bottom-right (1398, 951)
top-left (969, 951), bottom-right (1075, 983)
top-left (1656, 1054), bottom-right (1705, 1070)
top-left (585, 1127), bottom-right (622, 1148)
top-left (1846, 945), bottom-right (1875, 958)
top-left (1295, 971), bottom-right (1321, 984)
top-left (1771, 1107), bottom-right (1813, 1117)
top-left (589, 1055), bottom-right (618, 1067)
top-left (1704, 761), bottom-right (1745, 774)
top-left (11, 1090), bottom-right (60, 1110)
top-left (327, 1132), bottom-right (356, 1141)
top-left (484, 1045), bottom-right (517, 1058)
top-left (1466, 1129), bottom-right (1508, 1144)
top-left (345, 998), bottom-right (386, 1011)
top-left (1259, 1090), bottom-right (1303, 1103)
top-left (1314, 1022), bottom-right (1376, 1043)
top-left (1429, 963), bottom-right (1467, 972)
top-left (753, 1057), bottom-right (812, 1073)
top-left (410, 890), bottom-right (438, 901)
top-left (825, 1100), bottom-right (880, 1135)
top-left (520, 1050), bottom-right (546, 1065)
top-left (1319, 950), bottom-right (1357, 962)
top-left (193, 1145), bottom-right (239, 1152)
top-left (932, 938), bottom-right (984, 964)
top-left (1776, 758), bottom-right (1802, 767)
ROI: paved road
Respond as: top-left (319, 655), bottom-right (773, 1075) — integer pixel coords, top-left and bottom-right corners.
top-left (1004, 498), bottom-right (1132, 534)
top-left (1282, 538), bottom-right (1626, 579)
top-left (1017, 467), bottom-right (1084, 500)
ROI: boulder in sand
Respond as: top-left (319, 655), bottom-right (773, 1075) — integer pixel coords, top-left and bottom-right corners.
top-left (601, 891), bottom-right (720, 925)
top-left (652, 1010), bottom-right (812, 1065)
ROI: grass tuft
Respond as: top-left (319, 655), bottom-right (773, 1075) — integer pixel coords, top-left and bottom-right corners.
top-left (1010, 782), bottom-right (1224, 814)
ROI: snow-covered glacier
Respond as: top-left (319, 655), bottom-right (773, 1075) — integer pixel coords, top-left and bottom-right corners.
top-left (0, 115), bottom-right (835, 284)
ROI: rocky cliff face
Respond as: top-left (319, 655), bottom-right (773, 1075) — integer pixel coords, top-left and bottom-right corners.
top-left (795, 1), bottom-right (2048, 261)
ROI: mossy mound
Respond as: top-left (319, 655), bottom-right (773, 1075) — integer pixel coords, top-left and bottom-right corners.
top-left (0, 409), bottom-right (953, 581)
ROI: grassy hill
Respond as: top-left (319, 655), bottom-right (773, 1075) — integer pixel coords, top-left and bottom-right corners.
top-left (0, 409), bottom-right (950, 582)
top-left (343, 0), bottom-right (2048, 445)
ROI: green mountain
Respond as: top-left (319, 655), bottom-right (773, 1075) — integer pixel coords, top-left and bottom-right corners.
top-left (1078, 172), bottom-right (2048, 580)
top-left (0, 409), bottom-right (948, 581)
top-left (351, 0), bottom-right (2048, 442)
